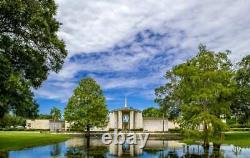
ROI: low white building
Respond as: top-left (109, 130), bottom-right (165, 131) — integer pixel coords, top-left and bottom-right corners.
top-left (26, 101), bottom-right (179, 132)
top-left (26, 119), bottom-right (64, 131)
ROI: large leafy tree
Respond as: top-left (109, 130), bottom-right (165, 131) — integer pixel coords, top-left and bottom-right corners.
top-left (231, 55), bottom-right (250, 124)
top-left (155, 45), bottom-right (236, 147)
top-left (64, 77), bottom-right (108, 132)
top-left (0, 0), bottom-right (67, 118)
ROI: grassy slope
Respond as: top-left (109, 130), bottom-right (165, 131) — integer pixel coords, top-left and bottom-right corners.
top-left (0, 131), bottom-right (71, 151)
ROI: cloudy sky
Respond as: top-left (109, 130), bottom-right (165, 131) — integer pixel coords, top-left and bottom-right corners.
top-left (35, 0), bottom-right (250, 114)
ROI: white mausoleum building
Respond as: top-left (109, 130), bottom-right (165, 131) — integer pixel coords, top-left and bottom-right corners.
top-left (107, 99), bottom-right (178, 132)
top-left (26, 99), bottom-right (179, 132)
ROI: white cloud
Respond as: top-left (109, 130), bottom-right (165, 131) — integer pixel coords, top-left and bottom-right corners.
top-left (35, 0), bottom-right (250, 104)
top-left (56, 0), bottom-right (250, 58)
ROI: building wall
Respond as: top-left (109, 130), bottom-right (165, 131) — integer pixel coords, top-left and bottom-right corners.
top-left (143, 118), bottom-right (179, 132)
top-left (26, 119), bottom-right (50, 130)
top-left (134, 112), bottom-right (143, 129)
top-left (26, 119), bottom-right (65, 131)
top-left (49, 121), bottom-right (64, 131)
top-left (109, 112), bottom-right (118, 129)
top-left (26, 113), bottom-right (179, 132)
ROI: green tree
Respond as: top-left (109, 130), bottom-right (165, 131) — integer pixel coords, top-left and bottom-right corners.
top-left (0, 0), bottom-right (67, 118)
top-left (154, 92), bottom-right (180, 120)
top-left (142, 107), bottom-right (163, 118)
top-left (64, 77), bottom-right (108, 133)
top-left (38, 114), bottom-right (52, 119)
top-left (50, 107), bottom-right (61, 121)
top-left (0, 114), bottom-right (26, 128)
top-left (50, 107), bottom-right (61, 131)
top-left (231, 55), bottom-right (250, 124)
top-left (155, 45), bottom-right (236, 147)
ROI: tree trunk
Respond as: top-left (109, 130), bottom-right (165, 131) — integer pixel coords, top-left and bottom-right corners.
top-left (212, 143), bottom-right (221, 157)
top-left (53, 119), bottom-right (55, 132)
top-left (86, 124), bottom-right (90, 148)
top-left (162, 113), bottom-right (164, 132)
top-left (204, 146), bottom-right (209, 158)
top-left (203, 123), bottom-right (209, 149)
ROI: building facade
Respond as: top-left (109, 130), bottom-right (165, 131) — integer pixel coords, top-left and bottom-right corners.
top-left (26, 119), bottom-right (64, 131)
top-left (108, 107), bottom-right (143, 130)
top-left (108, 106), bottom-right (178, 132)
top-left (26, 100), bottom-right (179, 132)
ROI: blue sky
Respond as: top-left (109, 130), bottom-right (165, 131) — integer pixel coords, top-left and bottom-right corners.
top-left (34, 0), bottom-right (250, 114)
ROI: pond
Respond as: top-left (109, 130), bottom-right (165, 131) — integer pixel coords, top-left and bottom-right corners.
top-left (1, 137), bottom-right (250, 158)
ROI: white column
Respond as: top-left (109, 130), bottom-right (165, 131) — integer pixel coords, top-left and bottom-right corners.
top-left (112, 111), bottom-right (118, 129)
top-left (113, 112), bottom-right (117, 129)
top-left (118, 111), bottom-right (122, 129)
top-left (138, 112), bottom-right (143, 129)
top-left (130, 111), bottom-right (134, 130)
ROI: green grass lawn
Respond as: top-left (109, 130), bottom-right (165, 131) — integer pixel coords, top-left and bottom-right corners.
top-left (0, 131), bottom-right (71, 151)
top-left (224, 132), bottom-right (250, 147)
top-left (183, 132), bottom-right (250, 147)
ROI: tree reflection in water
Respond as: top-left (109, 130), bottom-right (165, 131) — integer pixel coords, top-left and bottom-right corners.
top-left (65, 139), bottom-right (225, 158)
top-left (50, 144), bottom-right (61, 157)
top-left (232, 145), bottom-right (242, 158)
top-left (0, 151), bottom-right (8, 158)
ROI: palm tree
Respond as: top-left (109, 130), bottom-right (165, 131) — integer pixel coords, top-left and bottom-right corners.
top-left (50, 107), bottom-right (61, 132)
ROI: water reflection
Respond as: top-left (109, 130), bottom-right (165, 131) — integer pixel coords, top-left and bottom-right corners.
top-left (50, 144), bottom-right (61, 157)
top-left (1, 137), bottom-right (250, 158)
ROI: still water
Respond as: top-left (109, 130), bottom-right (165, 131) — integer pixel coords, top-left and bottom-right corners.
top-left (1, 137), bottom-right (250, 158)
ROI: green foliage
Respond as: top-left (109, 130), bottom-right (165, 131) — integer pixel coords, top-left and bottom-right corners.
top-left (50, 107), bottom-right (61, 121)
top-left (142, 107), bottom-right (163, 118)
top-left (64, 77), bottom-right (108, 131)
top-left (0, 114), bottom-right (26, 128)
top-left (0, 0), bottom-right (67, 118)
top-left (37, 114), bottom-right (52, 119)
top-left (155, 45), bottom-right (236, 145)
top-left (155, 78), bottom-right (180, 120)
top-left (231, 55), bottom-right (250, 124)
top-left (0, 71), bottom-right (39, 118)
